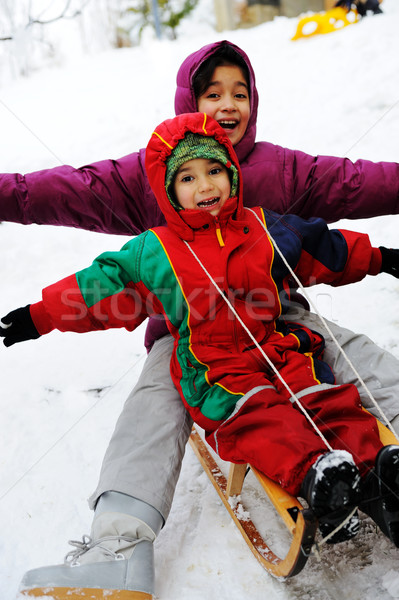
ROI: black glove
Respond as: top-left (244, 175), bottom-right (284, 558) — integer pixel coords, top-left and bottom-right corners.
top-left (379, 247), bottom-right (399, 279)
top-left (0, 305), bottom-right (41, 347)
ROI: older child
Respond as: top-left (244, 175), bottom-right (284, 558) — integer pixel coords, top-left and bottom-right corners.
top-left (2, 113), bottom-right (399, 599)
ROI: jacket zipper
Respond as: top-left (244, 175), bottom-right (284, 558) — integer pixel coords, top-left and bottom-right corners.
top-left (213, 216), bottom-right (236, 346)
top-left (214, 216), bottom-right (225, 247)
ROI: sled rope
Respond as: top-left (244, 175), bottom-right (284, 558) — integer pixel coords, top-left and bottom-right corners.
top-left (248, 208), bottom-right (396, 437)
top-left (318, 506), bottom-right (357, 546)
top-left (183, 240), bottom-right (333, 451)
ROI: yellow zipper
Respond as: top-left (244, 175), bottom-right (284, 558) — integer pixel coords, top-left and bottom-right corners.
top-left (215, 218), bottom-right (225, 247)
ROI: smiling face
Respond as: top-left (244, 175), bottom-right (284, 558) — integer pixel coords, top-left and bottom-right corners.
top-left (197, 65), bottom-right (250, 148)
top-left (173, 158), bottom-right (231, 217)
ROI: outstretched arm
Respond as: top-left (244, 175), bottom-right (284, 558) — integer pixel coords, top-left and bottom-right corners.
top-left (249, 142), bottom-right (399, 223)
top-left (288, 216), bottom-right (388, 287)
top-left (266, 211), bottom-right (383, 287)
top-left (0, 150), bottom-right (164, 235)
top-left (285, 151), bottom-right (399, 223)
top-left (293, 153), bottom-right (399, 222)
top-left (0, 233), bottom-right (154, 346)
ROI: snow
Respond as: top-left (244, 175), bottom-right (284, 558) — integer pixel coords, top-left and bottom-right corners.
top-left (1, 0), bottom-right (399, 598)
top-left (313, 450), bottom-right (356, 482)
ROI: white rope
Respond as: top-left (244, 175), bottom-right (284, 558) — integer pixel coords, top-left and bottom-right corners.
top-left (318, 507), bottom-right (358, 546)
top-left (247, 207), bottom-right (396, 436)
top-left (183, 240), bottom-right (333, 451)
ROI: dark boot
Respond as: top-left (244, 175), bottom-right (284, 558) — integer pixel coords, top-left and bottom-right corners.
top-left (365, 0), bottom-right (383, 14)
top-left (356, 0), bottom-right (383, 15)
top-left (361, 445), bottom-right (399, 547)
top-left (301, 451), bottom-right (362, 544)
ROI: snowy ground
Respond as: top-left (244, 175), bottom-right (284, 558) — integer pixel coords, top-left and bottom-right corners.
top-left (1, 1), bottom-right (399, 598)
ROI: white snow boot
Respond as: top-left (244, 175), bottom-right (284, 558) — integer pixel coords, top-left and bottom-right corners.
top-left (19, 492), bottom-right (163, 599)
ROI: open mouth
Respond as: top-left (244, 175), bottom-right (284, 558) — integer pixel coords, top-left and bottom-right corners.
top-left (218, 120), bottom-right (239, 131)
top-left (197, 197), bottom-right (220, 209)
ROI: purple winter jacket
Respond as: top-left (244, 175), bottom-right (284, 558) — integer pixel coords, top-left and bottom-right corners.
top-left (1, 41), bottom-right (399, 350)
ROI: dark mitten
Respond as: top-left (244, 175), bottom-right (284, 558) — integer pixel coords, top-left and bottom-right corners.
top-left (379, 247), bottom-right (399, 279)
top-left (0, 305), bottom-right (41, 347)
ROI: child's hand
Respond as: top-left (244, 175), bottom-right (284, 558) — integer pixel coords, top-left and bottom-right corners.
top-left (380, 247), bottom-right (399, 279)
top-left (0, 306), bottom-right (41, 347)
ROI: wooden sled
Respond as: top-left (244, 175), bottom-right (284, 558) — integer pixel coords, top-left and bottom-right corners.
top-left (189, 419), bottom-right (399, 580)
top-left (189, 427), bottom-right (317, 579)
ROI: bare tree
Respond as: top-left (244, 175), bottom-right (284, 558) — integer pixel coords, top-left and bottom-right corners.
top-left (0, 0), bottom-right (94, 78)
top-left (0, 0), bottom-right (198, 82)
top-left (1, 0), bottom-right (91, 41)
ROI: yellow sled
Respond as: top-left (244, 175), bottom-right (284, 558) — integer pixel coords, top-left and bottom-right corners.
top-left (292, 7), bottom-right (360, 40)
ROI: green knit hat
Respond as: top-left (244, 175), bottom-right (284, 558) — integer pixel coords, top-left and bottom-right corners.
top-left (165, 133), bottom-right (238, 210)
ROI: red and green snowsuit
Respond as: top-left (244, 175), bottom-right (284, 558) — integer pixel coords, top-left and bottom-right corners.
top-left (30, 113), bottom-right (384, 495)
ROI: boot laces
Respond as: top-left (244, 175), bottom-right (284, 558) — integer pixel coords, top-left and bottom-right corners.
top-left (64, 534), bottom-right (148, 567)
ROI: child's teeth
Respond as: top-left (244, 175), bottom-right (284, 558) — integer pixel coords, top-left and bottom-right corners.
top-left (199, 198), bottom-right (218, 207)
top-left (220, 121), bottom-right (236, 129)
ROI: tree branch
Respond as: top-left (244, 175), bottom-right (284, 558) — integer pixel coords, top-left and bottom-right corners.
top-left (0, 0), bottom-right (91, 40)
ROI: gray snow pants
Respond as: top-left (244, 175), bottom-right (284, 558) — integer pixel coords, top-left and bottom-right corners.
top-left (89, 311), bottom-right (399, 521)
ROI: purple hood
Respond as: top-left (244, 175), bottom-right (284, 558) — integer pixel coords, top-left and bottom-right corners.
top-left (174, 40), bottom-right (259, 162)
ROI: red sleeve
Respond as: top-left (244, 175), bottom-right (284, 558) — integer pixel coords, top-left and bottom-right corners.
top-left (29, 301), bottom-right (54, 335)
top-left (29, 274), bottom-right (98, 334)
top-left (295, 229), bottom-right (382, 287)
top-left (30, 268), bottom-right (152, 336)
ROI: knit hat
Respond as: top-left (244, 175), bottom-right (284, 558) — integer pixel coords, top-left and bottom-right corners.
top-left (165, 132), bottom-right (238, 210)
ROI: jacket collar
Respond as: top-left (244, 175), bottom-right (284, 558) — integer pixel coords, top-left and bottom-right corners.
top-left (179, 196), bottom-right (238, 231)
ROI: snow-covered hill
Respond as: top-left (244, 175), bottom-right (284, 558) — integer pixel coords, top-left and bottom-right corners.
top-left (1, 1), bottom-right (399, 598)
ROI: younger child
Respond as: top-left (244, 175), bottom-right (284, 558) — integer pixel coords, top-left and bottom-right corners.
top-left (2, 112), bottom-right (399, 554)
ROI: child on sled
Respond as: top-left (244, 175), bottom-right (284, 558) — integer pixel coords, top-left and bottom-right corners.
top-left (2, 112), bottom-right (399, 547)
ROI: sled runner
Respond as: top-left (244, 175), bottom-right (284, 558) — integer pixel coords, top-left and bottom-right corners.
top-left (189, 417), bottom-right (399, 580)
top-left (292, 7), bottom-right (360, 41)
top-left (21, 590), bottom-right (150, 599)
